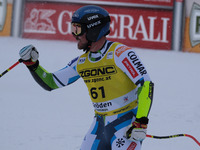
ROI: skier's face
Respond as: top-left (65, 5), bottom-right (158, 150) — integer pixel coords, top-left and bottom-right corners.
top-left (73, 33), bottom-right (88, 50)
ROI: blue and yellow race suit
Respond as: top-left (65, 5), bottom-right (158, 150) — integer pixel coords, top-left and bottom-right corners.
top-left (27, 40), bottom-right (154, 150)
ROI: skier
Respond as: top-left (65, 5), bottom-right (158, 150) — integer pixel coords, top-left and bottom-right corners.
top-left (19, 5), bottom-right (154, 150)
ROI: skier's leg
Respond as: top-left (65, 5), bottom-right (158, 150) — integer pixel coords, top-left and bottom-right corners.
top-left (80, 115), bottom-right (109, 150)
top-left (80, 116), bottom-right (98, 150)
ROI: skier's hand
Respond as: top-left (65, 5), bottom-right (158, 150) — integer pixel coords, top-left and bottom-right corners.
top-left (19, 45), bottom-right (39, 66)
top-left (125, 117), bottom-right (148, 141)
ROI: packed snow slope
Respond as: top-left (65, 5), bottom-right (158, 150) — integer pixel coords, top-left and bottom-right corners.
top-left (0, 37), bottom-right (200, 150)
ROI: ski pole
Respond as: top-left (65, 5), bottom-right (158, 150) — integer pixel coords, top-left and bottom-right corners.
top-left (0, 59), bottom-right (23, 78)
top-left (146, 134), bottom-right (200, 147)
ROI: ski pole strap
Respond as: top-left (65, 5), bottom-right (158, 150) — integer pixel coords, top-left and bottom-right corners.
top-left (146, 134), bottom-right (200, 147)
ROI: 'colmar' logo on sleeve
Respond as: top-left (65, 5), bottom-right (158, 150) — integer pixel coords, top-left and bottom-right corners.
top-left (127, 51), bottom-right (147, 76)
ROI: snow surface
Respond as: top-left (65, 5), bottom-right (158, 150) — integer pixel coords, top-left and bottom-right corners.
top-left (0, 37), bottom-right (200, 150)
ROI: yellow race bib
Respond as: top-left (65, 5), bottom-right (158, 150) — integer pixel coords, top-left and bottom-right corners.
top-left (77, 42), bottom-right (138, 115)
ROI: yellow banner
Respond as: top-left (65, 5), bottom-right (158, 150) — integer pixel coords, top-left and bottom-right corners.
top-left (0, 1), bottom-right (13, 36)
top-left (183, 0), bottom-right (200, 53)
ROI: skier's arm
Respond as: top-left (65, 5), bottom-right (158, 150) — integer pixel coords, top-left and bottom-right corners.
top-left (114, 46), bottom-right (154, 118)
top-left (114, 45), bottom-right (154, 141)
top-left (19, 45), bottom-right (55, 91)
top-left (124, 80), bottom-right (154, 141)
top-left (136, 81), bottom-right (154, 119)
top-left (27, 61), bottom-right (59, 91)
top-left (19, 45), bottom-right (80, 91)
top-left (27, 61), bottom-right (80, 91)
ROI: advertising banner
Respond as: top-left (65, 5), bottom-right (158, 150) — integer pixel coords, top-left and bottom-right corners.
top-left (183, 0), bottom-right (200, 53)
top-left (0, 0), bottom-right (13, 36)
top-left (82, 0), bottom-right (174, 7)
top-left (22, 1), bottom-right (174, 50)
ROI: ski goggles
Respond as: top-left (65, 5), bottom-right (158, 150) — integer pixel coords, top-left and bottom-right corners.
top-left (71, 23), bottom-right (85, 36)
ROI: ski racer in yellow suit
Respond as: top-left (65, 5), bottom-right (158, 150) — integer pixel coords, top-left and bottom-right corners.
top-left (19, 5), bottom-right (154, 150)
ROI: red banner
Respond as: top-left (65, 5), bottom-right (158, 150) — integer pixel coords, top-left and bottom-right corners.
top-left (84, 0), bottom-right (174, 7)
top-left (22, 2), bottom-right (173, 50)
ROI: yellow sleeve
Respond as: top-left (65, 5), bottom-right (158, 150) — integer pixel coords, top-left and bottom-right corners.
top-left (136, 81), bottom-right (154, 119)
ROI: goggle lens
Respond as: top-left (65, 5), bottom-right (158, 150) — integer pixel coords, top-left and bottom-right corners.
top-left (71, 23), bottom-right (82, 36)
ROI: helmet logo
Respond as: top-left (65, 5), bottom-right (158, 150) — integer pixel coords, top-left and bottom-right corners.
top-left (87, 15), bottom-right (99, 21)
top-left (84, 8), bottom-right (99, 13)
top-left (87, 20), bottom-right (101, 29)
